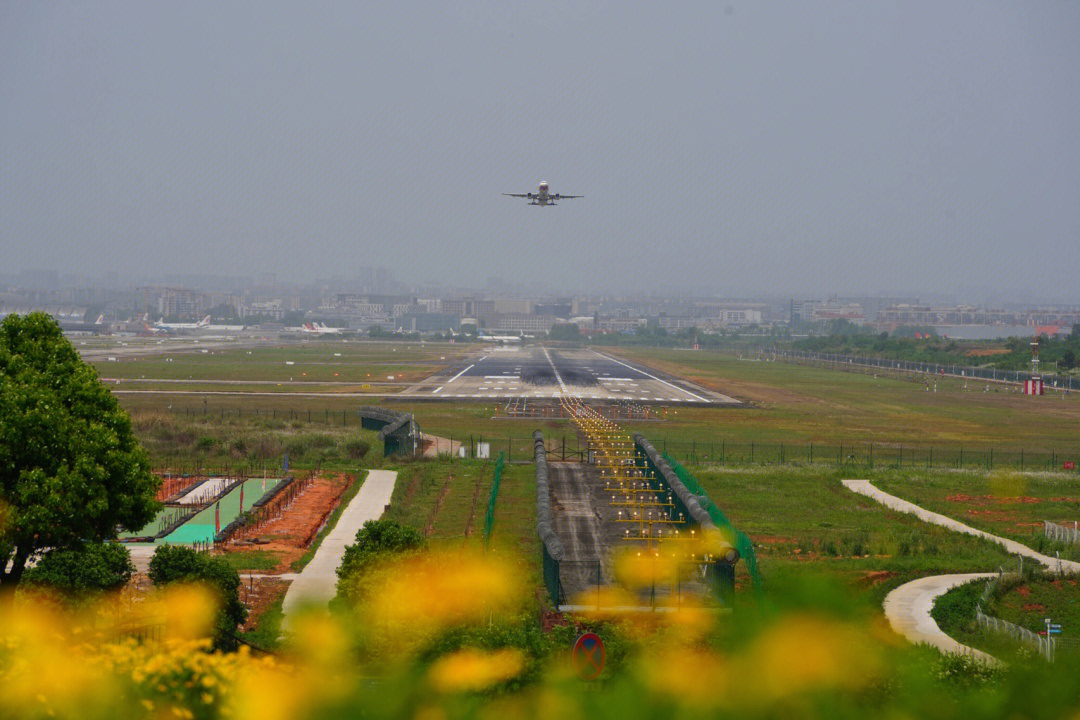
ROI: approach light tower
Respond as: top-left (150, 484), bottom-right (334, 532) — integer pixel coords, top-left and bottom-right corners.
top-left (1024, 337), bottom-right (1045, 395)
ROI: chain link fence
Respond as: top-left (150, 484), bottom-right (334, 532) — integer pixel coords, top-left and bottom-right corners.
top-left (775, 348), bottom-right (1079, 392)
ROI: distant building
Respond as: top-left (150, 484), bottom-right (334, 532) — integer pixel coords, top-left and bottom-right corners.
top-left (396, 312), bottom-right (460, 334)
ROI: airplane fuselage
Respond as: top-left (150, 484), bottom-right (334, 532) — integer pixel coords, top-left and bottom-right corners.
top-left (504, 181), bottom-right (580, 206)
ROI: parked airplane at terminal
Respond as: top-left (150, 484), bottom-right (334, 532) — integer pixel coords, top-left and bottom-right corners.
top-left (503, 181), bottom-right (582, 206)
top-left (478, 333), bottom-right (522, 344)
top-left (301, 322), bottom-right (343, 335)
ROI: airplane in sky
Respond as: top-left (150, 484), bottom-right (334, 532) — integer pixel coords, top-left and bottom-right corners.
top-left (503, 181), bottom-right (582, 206)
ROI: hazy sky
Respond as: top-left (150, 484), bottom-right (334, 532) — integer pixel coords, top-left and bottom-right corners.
top-left (2, 2), bottom-right (1079, 297)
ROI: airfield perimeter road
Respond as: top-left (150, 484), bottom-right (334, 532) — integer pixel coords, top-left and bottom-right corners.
top-left (403, 347), bottom-right (741, 406)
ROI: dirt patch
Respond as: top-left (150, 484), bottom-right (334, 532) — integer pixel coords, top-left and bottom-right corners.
top-left (239, 578), bottom-right (289, 633)
top-left (857, 570), bottom-right (898, 587)
top-left (464, 465), bottom-right (487, 537)
top-left (1016, 585), bottom-right (1031, 597)
top-left (965, 509), bottom-right (1020, 523)
top-left (1022, 603), bottom-right (1046, 613)
top-left (424, 476), bottom-right (453, 536)
top-left (751, 535), bottom-right (797, 545)
top-left (223, 474), bottom-right (353, 573)
top-left (965, 348), bottom-right (1010, 357)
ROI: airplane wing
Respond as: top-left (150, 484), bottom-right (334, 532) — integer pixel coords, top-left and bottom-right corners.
top-left (502, 193), bottom-right (532, 198)
top-left (553, 194), bottom-right (583, 199)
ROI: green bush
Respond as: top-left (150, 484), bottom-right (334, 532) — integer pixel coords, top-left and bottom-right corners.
top-left (336, 520), bottom-right (425, 604)
top-left (22, 542), bottom-right (134, 604)
top-left (195, 436), bottom-right (216, 452)
top-left (149, 545), bottom-right (247, 651)
top-left (344, 439), bottom-right (371, 460)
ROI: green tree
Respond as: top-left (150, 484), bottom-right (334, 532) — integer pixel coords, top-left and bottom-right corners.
top-left (22, 542), bottom-right (134, 604)
top-left (148, 545), bottom-right (247, 651)
top-left (336, 520), bottom-right (425, 604)
top-left (0, 313), bottom-right (159, 596)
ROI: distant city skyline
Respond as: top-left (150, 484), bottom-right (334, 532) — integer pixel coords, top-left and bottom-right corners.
top-left (3, 3), bottom-right (1079, 299)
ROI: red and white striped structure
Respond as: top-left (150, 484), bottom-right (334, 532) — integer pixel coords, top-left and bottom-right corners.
top-left (1024, 338), bottom-right (1044, 395)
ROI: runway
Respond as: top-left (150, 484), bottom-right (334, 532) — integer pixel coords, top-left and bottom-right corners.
top-left (404, 347), bottom-right (741, 406)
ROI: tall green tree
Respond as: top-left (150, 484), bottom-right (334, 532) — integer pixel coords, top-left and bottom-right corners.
top-left (0, 312), bottom-right (159, 594)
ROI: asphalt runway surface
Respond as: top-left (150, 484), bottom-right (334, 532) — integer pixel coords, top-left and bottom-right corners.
top-left (406, 347), bottom-right (740, 406)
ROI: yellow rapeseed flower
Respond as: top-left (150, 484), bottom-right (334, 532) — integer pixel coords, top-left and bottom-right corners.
top-left (427, 648), bottom-right (526, 693)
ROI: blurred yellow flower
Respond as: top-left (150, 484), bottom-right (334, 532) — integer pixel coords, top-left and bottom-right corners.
top-left (363, 550), bottom-right (524, 641)
top-left (428, 648), bottom-right (525, 693)
top-left (741, 613), bottom-right (883, 704)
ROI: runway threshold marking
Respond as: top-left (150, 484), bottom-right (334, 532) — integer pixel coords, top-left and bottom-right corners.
top-left (590, 350), bottom-right (708, 402)
top-left (447, 364), bottom-right (474, 384)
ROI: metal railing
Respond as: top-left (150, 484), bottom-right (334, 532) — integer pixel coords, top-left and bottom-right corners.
top-left (1044, 520), bottom-right (1080, 545)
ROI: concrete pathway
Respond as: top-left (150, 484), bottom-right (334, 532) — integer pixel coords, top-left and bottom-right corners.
top-left (281, 469), bottom-right (397, 630)
top-left (843, 478), bottom-right (1080, 664)
top-left (882, 573), bottom-right (999, 664)
top-left (842, 480), bottom-right (1080, 573)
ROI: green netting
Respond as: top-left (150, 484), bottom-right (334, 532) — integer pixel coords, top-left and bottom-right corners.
top-left (483, 453), bottom-right (505, 547)
top-left (663, 454), bottom-right (763, 593)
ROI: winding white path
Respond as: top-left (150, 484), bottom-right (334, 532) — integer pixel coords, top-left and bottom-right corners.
top-left (281, 469), bottom-right (397, 631)
top-left (843, 480), bottom-right (1080, 574)
top-left (843, 479), bottom-right (1080, 663)
top-left (882, 573), bottom-right (999, 664)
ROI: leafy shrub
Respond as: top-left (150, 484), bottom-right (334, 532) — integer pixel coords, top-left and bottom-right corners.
top-left (336, 520), bottom-right (425, 604)
top-left (149, 545), bottom-right (247, 651)
top-left (344, 439), bottom-right (371, 460)
top-left (22, 542), bottom-right (134, 604)
top-left (195, 436), bottom-right (216, 452)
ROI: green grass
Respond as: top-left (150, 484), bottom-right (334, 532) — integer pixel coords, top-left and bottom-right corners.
top-left (289, 470), bottom-right (368, 573)
top-left (384, 460), bottom-right (492, 544)
top-left (679, 464), bottom-right (1015, 599)
top-left (876, 471), bottom-right (1080, 561)
top-left (611, 346), bottom-right (1080, 453)
top-left (90, 340), bottom-right (465, 385)
top-left (933, 570), bottom-right (1080, 662)
top-left (221, 550), bottom-right (284, 572)
top-left (238, 587), bottom-right (287, 653)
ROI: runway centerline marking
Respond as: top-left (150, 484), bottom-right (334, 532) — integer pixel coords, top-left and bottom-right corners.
top-left (541, 346), bottom-right (569, 395)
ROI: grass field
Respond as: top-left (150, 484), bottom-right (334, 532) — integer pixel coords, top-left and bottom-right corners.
top-left (933, 571), bottom-right (1080, 661)
top-left (612, 347), bottom-right (1080, 453)
top-left (677, 464), bottom-right (1014, 599)
top-left (89, 340), bottom-right (465, 385)
top-left (876, 471), bottom-right (1080, 561)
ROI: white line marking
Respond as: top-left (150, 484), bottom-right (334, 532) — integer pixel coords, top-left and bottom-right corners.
top-left (541, 346), bottom-right (569, 395)
top-left (484, 375), bottom-right (520, 379)
top-left (447, 364), bottom-right (474, 384)
top-left (591, 350), bottom-right (708, 401)
top-left (432, 386), bottom-right (444, 394)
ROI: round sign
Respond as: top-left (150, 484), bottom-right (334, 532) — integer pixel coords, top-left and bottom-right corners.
top-left (572, 633), bottom-right (605, 680)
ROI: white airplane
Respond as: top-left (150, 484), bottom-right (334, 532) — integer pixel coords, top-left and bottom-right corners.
top-left (478, 334), bottom-right (522, 344)
top-left (503, 181), bottom-right (582, 206)
top-left (301, 322), bottom-right (343, 335)
top-left (156, 315), bottom-right (211, 330)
